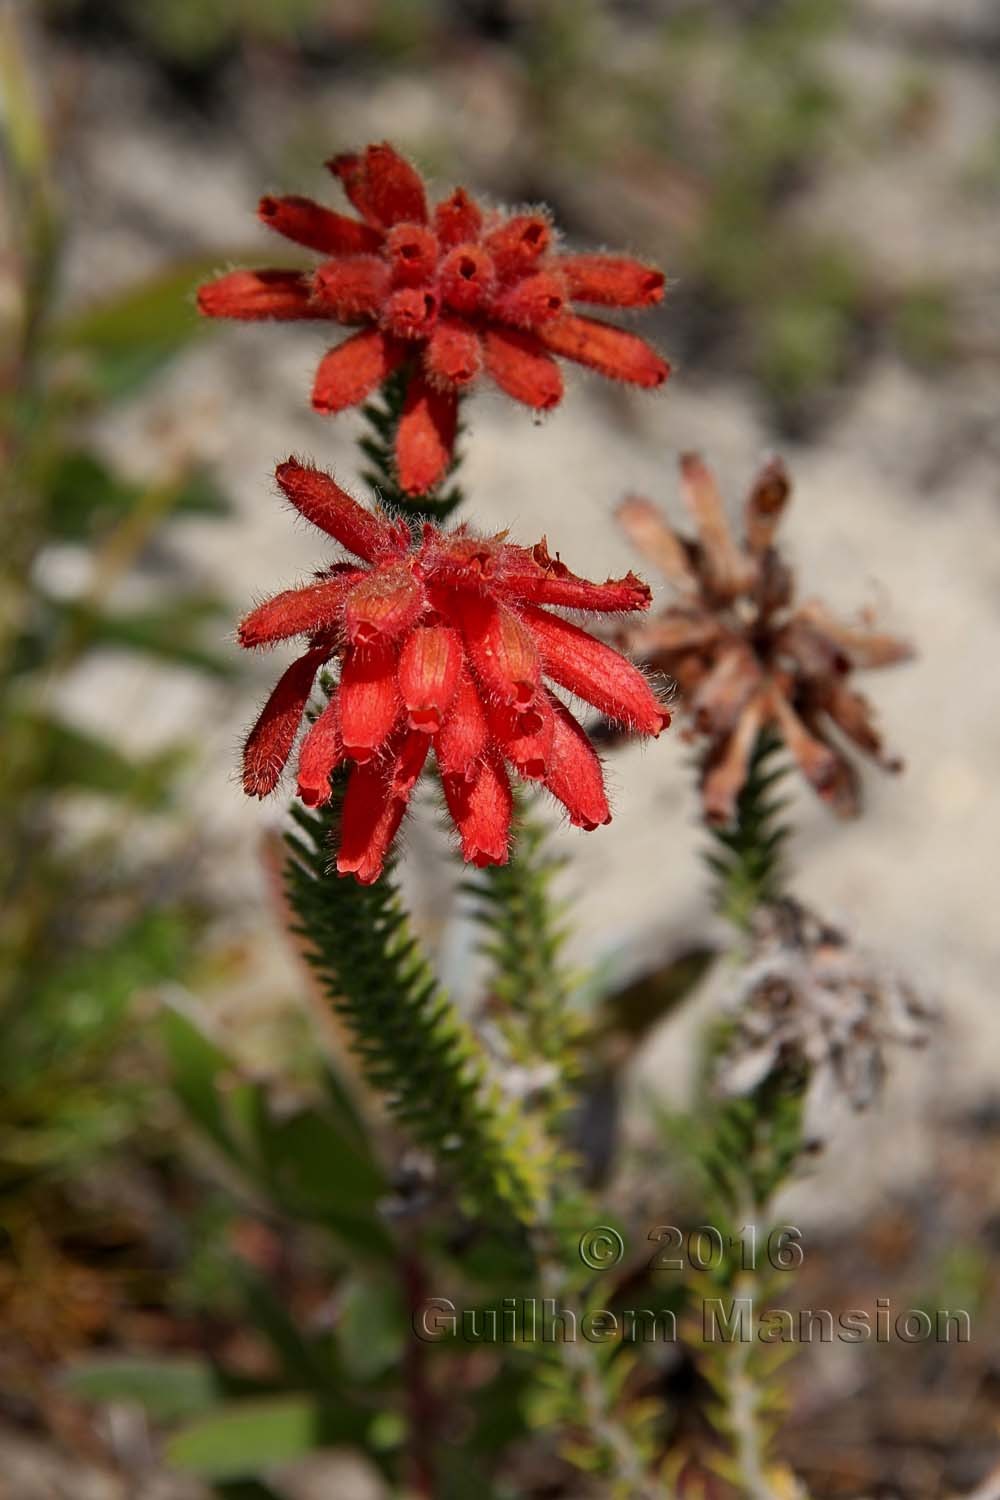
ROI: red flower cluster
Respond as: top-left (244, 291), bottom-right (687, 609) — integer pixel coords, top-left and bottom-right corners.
top-left (199, 143), bottom-right (669, 496)
top-left (241, 459), bottom-right (671, 882)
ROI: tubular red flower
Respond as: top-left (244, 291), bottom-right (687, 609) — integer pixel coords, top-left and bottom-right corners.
top-left (296, 696), bottom-right (344, 808)
top-left (337, 758), bottom-right (407, 884)
top-left (393, 728), bottom-right (432, 794)
top-left (196, 269), bottom-right (316, 320)
top-left (482, 328), bottom-right (563, 409)
top-left (539, 314), bottom-right (670, 387)
top-left (312, 327), bottom-right (405, 413)
top-left (386, 223), bottom-right (439, 285)
top-left (344, 562), bottom-right (424, 644)
top-left (434, 187), bottom-right (483, 246)
top-left (239, 575), bottom-right (357, 647)
top-left (453, 594), bottom-right (541, 709)
top-left (503, 542), bottom-right (652, 612)
top-left (443, 751), bottom-right (513, 868)
top-left (259, 195), bottom-right (382, 255)
top-left (398, 624), bottom-right (463, 732)
top-left (313, 256), bottom-right (390, 319)
top-left (276, 458), bottom-right (407, 560)
top-left (381, 285), bottom-right (439, 341)
top-left (438, 243), bottom-right (495, 314)
top-left (522, 571), bottom-right (651, 612)
top-left (559, 254), bottom-right (665, 308)
top-left (327, 153), bottom-right (376, 223)
top-left (199, 142), bottom-right (668, 493)
top-left (543, 693), bottom-right (612, 830)
top-left (396, 377), bottom-right (458, 495)
top-left (424, 318), bottom-right (482, 388)
top-left (489, 695), bottom-right (555, 780)
top-left (359, 143), bottom-right (428, 228)
top-left (522, 604), bottom-right (671, 735)
top-left (339, 639), bottom-right (401, 761)
top-left (328, 144), bottom-right (428, 229)
top-left (242, 647), bottom-right (327, 798)
top-left (491, 270), bottom-right (567, 329)
top-left (485, 214), bottom-right (551, 277)
top-left (237, 462), bottom-right (670, 880)
top-left (434, 664), bottom-right (489, 777)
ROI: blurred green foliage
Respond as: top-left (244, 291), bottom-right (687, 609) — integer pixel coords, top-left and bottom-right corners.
top-left (162, 1004), bottom-right (394, 1260)
top-left (0, 6), bottom-right (234, 1270)
top-left (45, 0), bottom-right (442, 67)
top-left (516, 0), bottom-right (874, 424)
top-left (890, 282), bottom-right (957, 368)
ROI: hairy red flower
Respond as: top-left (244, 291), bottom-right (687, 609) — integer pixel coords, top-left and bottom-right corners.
top-left (199, 143), bottom-right (669, 495)
top-left (617, 455), bottom-right (911, 824)
top-left (240, 459), bottom-right (670, 882)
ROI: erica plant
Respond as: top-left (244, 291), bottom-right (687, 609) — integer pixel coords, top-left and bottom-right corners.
top-left (188, 140), bottom-right (918, 1499)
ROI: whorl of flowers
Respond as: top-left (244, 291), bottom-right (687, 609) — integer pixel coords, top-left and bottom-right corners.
top-left (716, 898), bottom-right (932, 1144)
top-left (617, 454), bottom-right (912, 824)
top-left (240, 459), bottom-right (671, 883)
top-left (198, 142), bottom-right (669, 496)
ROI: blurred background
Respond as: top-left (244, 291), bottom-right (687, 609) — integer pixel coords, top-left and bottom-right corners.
top-left (2, 0), bottom-right (1000, 1495)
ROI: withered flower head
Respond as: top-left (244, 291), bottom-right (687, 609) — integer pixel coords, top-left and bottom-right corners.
top-left (617, 453), bottom-right (912, 824)
top-left (716, 898), bottom-right (933, 1143)
top-left (239, 459), bottom-right (670, 884)
top-left (198, 141), bottom-right (669, 496)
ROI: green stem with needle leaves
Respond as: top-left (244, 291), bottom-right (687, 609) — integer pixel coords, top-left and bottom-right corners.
top-left (280, 380), bottom-right (674, 1494)
top-left (684, 731), bottom-right (809, 1497)
top-left (706, 728), bottom-right (789, 933)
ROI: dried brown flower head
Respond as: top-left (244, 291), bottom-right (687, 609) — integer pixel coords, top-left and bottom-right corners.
top-left (617, 454), bottom-right (912, 824)
top-left (716, 898), bottom-right (933, 1144)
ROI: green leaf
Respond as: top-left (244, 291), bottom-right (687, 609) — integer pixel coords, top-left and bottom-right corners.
top-left (232, 1266), bottom-right (338, 1391)
top-left (335, 1274), bottom-right (404, 1382)
top-left (50, 255), bottom-right (254, 397)
top-left (43, 449), bottom-right (230, 541)
top-left (605, 947), bottom-right (716, 1042)
top-left (62, 1355), bottom-right (219, 1424)
top-left (247, 1098), bottom-right (393, 1258)
top-left (0, 911), bottom-right (199, 1188)
top-left (162, 1006), bottom-right (393, 1260)
top-left (20, 712), bottom-right (185, 807)
top-left (160, 1005), bottom-right (242, 1160)
top-left (164, 1396), bottom-right (360, 1480)
top-left (62, 596), bottom-right (236, 679)
top-left (0, 11), bottom-right (49, 180)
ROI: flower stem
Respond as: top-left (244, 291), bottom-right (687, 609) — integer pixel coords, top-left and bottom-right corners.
top-left (705, 729), bottom-right (789, 932)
